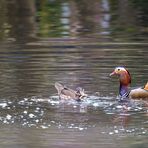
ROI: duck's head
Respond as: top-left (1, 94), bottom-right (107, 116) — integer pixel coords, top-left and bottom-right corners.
top-left (110, 67), bottom-right (131, 86)
top-left (75, 87), bottom-right (87, 99)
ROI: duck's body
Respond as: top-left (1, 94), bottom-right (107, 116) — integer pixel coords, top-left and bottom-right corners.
top-left (110, 67), bottom-right (148, 101)
top-left (54, 82), bottom-right (87, 101)
top-left (130, 87), bottom-right (148, 99)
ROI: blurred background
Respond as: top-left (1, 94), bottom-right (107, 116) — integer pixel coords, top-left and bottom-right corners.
top-left (0, 0), bottom-right (148, 41)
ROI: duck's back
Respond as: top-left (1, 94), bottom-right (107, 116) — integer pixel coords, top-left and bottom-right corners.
top-left (130, 82), bottom-right (148, 99)
top-left (144, 82), bottom-right (148, 91)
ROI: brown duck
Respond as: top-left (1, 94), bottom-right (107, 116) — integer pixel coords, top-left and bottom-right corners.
top-left (110, 67), bottom-right (148, 101)
top-left (54, 82), bottom-right (87, 101)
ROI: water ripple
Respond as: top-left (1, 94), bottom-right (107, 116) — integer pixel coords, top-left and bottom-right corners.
top-left (0, 96), bottom-right (147, 136)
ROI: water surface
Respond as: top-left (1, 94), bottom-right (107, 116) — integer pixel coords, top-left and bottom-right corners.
top-left (0, 40), bottom-right (147, 148)
top-left (0, 0), bottom-right (148, 147)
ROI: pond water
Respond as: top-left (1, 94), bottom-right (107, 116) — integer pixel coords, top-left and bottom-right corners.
top-left (0, 0), bottom-right (148, 148)
top-left (0, 40), bottom-right (147, 148)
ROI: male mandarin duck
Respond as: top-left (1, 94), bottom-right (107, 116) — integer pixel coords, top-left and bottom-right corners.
top-left (54, 82), bottom-right (87, 101)
top-left (110, 67), bottom-right (148, 101)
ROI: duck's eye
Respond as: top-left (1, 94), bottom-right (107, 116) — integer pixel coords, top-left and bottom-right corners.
top-left (117, 68), bottom-right (120, 71)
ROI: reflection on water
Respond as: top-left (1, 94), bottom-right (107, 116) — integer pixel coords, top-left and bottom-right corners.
top-left (0, 0), bottom-right (148, 148)
top-left (37, 0), bottom-right (148, 41)
top-left (0, 0), bottom-right (148, 41)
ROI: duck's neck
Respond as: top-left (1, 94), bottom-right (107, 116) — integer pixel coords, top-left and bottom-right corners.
top-left (119, 71), bottom-right (131, 99)
top-left (119, 84), bottom-right (129, 98)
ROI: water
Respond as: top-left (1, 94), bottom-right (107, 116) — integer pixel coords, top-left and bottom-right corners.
top-left (0, 40), bottom-right (147, 148)
top-left (0, 0), bottom-right (148, 148)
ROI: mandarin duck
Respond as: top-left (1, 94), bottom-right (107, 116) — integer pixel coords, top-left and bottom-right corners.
top-left (110, 67), bottom-right (148, 101)
top-left (54, 82), bottom-right (87, 101)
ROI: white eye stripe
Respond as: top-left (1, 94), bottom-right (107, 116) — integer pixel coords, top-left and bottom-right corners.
top-left (115, 67), bottom-right (126, 71)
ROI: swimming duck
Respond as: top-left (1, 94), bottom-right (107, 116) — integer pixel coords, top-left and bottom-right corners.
top-left (54, 82), bottom-right (87, 101)
top-left (110, 67), bottom-right (148, 101)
